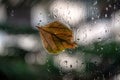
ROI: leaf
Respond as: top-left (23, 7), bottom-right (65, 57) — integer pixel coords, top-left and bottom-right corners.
top-left (37, 21), bottom-right (77, 54)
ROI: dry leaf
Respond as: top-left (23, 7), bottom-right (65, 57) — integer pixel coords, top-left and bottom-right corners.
top-left (37, 21), bottom-right (77, 54)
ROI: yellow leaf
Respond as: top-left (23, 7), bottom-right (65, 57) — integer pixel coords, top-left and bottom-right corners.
top-left (37, 21), bottom-right (77, 54)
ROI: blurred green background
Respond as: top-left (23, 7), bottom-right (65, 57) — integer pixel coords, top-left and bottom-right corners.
top-left (0, 0), bottom-right (120, 80)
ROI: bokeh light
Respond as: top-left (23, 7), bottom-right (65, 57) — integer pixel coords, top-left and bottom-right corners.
top-left (31, 3), bottom-right (49, 27)
top-left (75, 20), bottom-right (112, 45)
top-left (50, 0), bottom-right (86, 26)
top-left (17, 35), bottom-right (39, 51)
top-left (54, 52), bottom-right (85, 72)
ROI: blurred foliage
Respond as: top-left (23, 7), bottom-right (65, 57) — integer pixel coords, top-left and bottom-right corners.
top-left (0, 23), bottom-right (62, 80)
top-left (0, 24), bottom-right (37, 34)
top-left (1, 0), bottom-right (41, 7)
top-left (77, 41), bottom-right (120, 80)
top-left (1, 0), bottom-right (52, 7)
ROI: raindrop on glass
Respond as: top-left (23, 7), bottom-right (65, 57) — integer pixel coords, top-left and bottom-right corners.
top-left (101, 47), bottom-right (103, 50)
top-left (105, 30), bottom-right (108, 32)
top-left (100, 54), bottom-right (103, 57)
top-left (68, 10), bottom-right (70, 15)
top-left (93, 78), bottom-right (96, 80)
top-left (98, 37), bottom-right (101, 40)
top-left (70, 65), bottom-right (72, 68)
top-left (64, 60), bottom-right (68, 65)
top-left (59, 70), bottom-right (63, 75)
top-left (114, 5), bottom-right (116, 10)
top-left (115, 48), bottom-right (118, 51)
top-left (91, 17), bottom-right (94, 20)
top-left (53, 9), bottom-right (58, 13)
top-left (105, 14), bottom-right (108, 18)
top-left (81, 63), bottom-right (84, 65)
top-left (54, 15), bottom-right (57, 18)
top-left (97, 76), bottom-right (100, 79)
top-left (108, 4), bottom-right (112, 8)
top-left (94, 61), bottom-right (97, 64)
top-left (76, 60), bottom-right (78, 63)
top-left (93, 1), bottom-right (98, 6)
top-left (47, 69), bottom-right (50, 72)
top-left (106, 7), bottom-right (108, 11)
top-left (97, 49), bottom-right (99, 52)
top-left (94, 21), bottom-right (97, 24)
top-left (10, 10), bottom-right (14, 16)
top-left (77, 38), bottom-right (80, 41)
top-left (97, 15), bottom-right (100, 19)
top-left (39, 20), bottom-right (42, 22)
top-left (37, 23), bottom-right (40, 25)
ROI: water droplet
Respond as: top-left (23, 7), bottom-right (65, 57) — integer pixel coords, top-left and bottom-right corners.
top-left (93, 1), bottom-right (98, 6)
top-left (94, 61), bottom-right (97, 64)
top-left (98, 37), bottom-right (101, 40)
top-left (105, 14), bottom-right (108, 18)
top-left (60, 67), bottom-right (62, 70)
top-left (62, 50), bottom-right (65, 52)
top-left (97, 76), bottom-right (100, 79)
top-left (81, 63), bottom-right (84, 64)
top-left (10, 10), bottom-right (14, 16)
top-left (101, 47), bottom-right (103, 50)
top-left (54, 15), bottom-right (57, 18)
top-left (46, 59), bottom-right (48, 63)
top-left (68, 10), bottom-right (70, 14)
top-left (47, 69), bottom-right (50, 72)
top-left (115, 48), bottom-right (118, 51)
top-left (94, 21), bottom-right (97, 24)
top-left (59, 70), bottom-right (63, 75)
top-left (76, 60), bottom-right (78, 63)
top-left (70, 65), bottom-right (72, 68)
top-left (105, 30), bottom-right (108, 32)
top-left (37, 23), bottom-right (40, 25)
top-left (94, 78), bottom-right (96, 80)
top-left (106, 7), bottom-right (108, 11)
top-left (97, 49), bottom-right (99, 52)
top-left (64, 60), bottom-right (68, 64)
top-left (77, 38), bottom-right (80, 41)
top-left (39, 20), bottom-right (42, 22)
top-left (91, 17), bottom-right (94, 20)
top-left (97, 15), bottom-right (100, 19)
top-left (68, 49), bottom-right (73, 54)
top-left (114, 5), bottom-right (116, 10)
top-left (108, 4), bottom-right (112, 8)
top-left (53, 9), bottom-right (58, 13)
top-left (100, 54), bottom-right (103, 57)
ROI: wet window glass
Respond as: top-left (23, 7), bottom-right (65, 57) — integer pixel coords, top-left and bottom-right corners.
top-left (0, 0), bottom-right (120, 80)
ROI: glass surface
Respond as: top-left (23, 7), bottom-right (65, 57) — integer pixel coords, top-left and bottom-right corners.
top-left (0, 0), bottom-right (120, 80)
